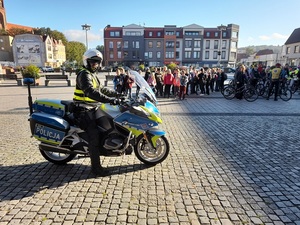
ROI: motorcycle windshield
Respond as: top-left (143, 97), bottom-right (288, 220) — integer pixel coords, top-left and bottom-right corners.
top-left (129, 70), bottom-right (157, 104)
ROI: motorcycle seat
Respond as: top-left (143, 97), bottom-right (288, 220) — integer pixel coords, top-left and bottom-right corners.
top-left (61, 100), bottom-right (76, 113)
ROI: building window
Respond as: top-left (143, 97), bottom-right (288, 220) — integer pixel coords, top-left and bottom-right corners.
top-left (123, 41), bottom-right (128, 48)
top-left (166, 31), bottom-right (174, 35)
top-left (117, 41), bottom-right (121, 49)
top-left (157, 51), bottom-right (161, 58)
top-left (157, 41), bottom-right (161, 48)
top-left (149, 52), bottom-right (153, 59)
top-left (205, 51), bottom-right (209, 59)
top-left (231, 41), bottom-right (237, 48)
top-left (176, 31), bottom-right (180, 37)
top-left (214, 32), bottom-right (218, 37)
top-left (125, 31), bottom-right (141, 36)
top-left (117, 51), bottom-right (122, 59)
top-left (124, 51), bottom-right (128, 58)
top-left (185, 40), bottom-right (192, 48)
top-left (133, 41), bottom-right (140, 48)
top-left (185, 51), bottom-right (192, 58)
top-left (194, 40), bottom-right (201, 48)
top-left (294, 45), bottom-right (299, 53)
top-left (149, 31), bottom-right (153, 37)
top-left (148, 41), bottom-right (153, 48)
top-left (193, 51), bottom-right (200, 59)
top-left (176, 42), bottom-right (180, 48)
top-left (109, 41), bottom-right (113, 49)
top-left (176, 51), bottom-right (180, 59)
top-left (166, 41), bottom-right (174, 48)
top-left (232, 31), bottom-right (238, 38)
top-left (222, 32), bottom-right (227, 38)
top-left (213, 51), bottom-right (218, 59)
top-left (222, 40), bottom-right (226, 49)
top-left (157, 32), bottom-right (161, 37)
top-left (206, 32), bottom-right (210, 37)
top-left (165, 51), bottom-right (174, 58)
top-left (110, 31), bottom-right (120, 37)
top-left (185, 31), bottom-right (199, 36)
top-left (286, 47), bottom-right (290, 54)
top-left (144, 52), bottom-right (148, 59)
top-left (214, 40), bottom-right (218, 49)
top-left (205, 40), bottom-right (210, 49)
top-left (221, 51), bottom-right (225, 59)
top-left (109, 51), bottom-right (113, 59)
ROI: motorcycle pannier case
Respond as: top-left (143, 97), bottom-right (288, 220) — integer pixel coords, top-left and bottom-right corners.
top-left (30, 112), bottom-right (70, 145)
top-left (33, 99), bottom-right (66, 117)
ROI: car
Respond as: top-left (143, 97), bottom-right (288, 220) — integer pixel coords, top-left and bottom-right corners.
top-left (41, 66), bottom-right (54, 72)
top-left (223, 67), bottom-right (236, 80)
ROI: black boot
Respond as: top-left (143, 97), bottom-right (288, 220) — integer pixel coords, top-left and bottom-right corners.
top-left (91, 165), bottom-right (110, 177)
top-left (89, 146), bottom-right (110, 177)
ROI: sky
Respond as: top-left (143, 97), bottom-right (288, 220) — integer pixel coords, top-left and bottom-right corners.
top-left (5, 0), bottom-right (300, 49)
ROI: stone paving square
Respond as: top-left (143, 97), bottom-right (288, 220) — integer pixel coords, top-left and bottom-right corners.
top-left (0, 74), bottom-right (300, 225)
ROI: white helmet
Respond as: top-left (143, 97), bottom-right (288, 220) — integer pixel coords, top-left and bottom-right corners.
top-left (82, 48), bottom-right (103, 67)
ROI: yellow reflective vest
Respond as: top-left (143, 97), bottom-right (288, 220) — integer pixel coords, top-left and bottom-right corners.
top-left (271, 68), bottom-right (282, 80)
top-left (73, 69), bottom-right (98, 103)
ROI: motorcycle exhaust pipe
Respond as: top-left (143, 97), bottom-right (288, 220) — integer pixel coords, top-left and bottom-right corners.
top-left (39, 143), bottom-right (88, 155)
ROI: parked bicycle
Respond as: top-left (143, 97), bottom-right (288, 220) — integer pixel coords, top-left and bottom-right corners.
top-left (223, 83), bottom-right (258, 102)
top-left (263, 79), bottom-right (292, 101)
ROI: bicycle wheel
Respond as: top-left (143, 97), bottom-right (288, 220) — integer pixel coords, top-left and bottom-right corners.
top-left (223, 86), bottom-right (236, 100)
top-left (255, 83), bottom-right (265, 96)
top-left (280, 88), bottom-right (292, 101)
top-left (244, 86), bottom-right (258, 102)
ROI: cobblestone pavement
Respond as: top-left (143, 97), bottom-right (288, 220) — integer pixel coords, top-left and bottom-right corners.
top-left (0, 75), bottom-right (300, 225)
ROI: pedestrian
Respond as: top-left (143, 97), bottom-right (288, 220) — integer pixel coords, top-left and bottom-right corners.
top-left (123, 70), bottom-right (134, 98)
top-left (155, 67), bottom-right (164, 97)
top-left (163, 69), bottom-right (174, 98)
top-left (147, 72), bottom-right (157, 94)
top-left (113, 68), bottom-right (124, 94)
top-left (267, 63), bottom-right (284, 101)
top-left (179, 70), bottom-right (188, 100)
top-left (235, 65), bottom-right (247, 99)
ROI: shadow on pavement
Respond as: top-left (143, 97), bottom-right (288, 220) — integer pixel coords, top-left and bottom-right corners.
top-left (0, 161), bottom-right (150, 201)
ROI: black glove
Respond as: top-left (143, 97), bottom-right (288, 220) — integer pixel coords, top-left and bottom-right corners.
top-left (109, 98), bottom-right (120, 105)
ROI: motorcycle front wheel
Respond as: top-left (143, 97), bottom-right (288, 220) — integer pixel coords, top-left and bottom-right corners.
top-left (134, 135), bottom-right (169, 165)
top-left (39, 145), bottom-right (76, 165)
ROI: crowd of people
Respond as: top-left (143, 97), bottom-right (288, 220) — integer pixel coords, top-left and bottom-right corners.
top-left (111, 66), bottom-right (229, 100)
top-left (110, 63), bottom-right (300, 101)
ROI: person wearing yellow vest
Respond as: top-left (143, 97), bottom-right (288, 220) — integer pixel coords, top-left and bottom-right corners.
top-left (267, 63), bottom-right (284, 101)
top-left (73, 49), bottom-right (119, 176)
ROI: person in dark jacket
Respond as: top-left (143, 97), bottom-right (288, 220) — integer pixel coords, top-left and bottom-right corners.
top-left (235, 65), bottom-right (247, 99)
top-left (73, 49), bottom-right (119, 176)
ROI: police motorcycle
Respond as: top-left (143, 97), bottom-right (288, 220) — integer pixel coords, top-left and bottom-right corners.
top-left (24, 70), bottom-right (169, 166)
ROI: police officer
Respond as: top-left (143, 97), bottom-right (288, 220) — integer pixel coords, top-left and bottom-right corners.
top-left (73, 49), bottom-right (119, 176)
top-left (267, 63), bottom-right (284, 101)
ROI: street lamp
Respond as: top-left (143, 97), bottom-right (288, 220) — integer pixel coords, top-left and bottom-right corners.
top-left (81, 24), bottom-right (91, 49)
top-left (217, 25), bottom-right (226, 67)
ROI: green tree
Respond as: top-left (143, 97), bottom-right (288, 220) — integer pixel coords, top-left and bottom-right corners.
top-left (245, 47), bottom-right (255, 55)
top-left (51, 30), bottom-right (68, 46)
top-left (65, 41), bottom-right (86, 66)
top-left (167, 62), bottom-right (177, 71)
top-left (33, 27), bottom-right (52, 36)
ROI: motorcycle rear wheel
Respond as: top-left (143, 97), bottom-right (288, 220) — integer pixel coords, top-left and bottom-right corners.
top-left (40, 148), bottom-right (76, 165)
top-left (134, 135), bottom-right (169, 165)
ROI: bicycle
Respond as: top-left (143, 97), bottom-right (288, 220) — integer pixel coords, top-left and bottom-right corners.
top-left (289, 78), bottom-right (300, 94)
top-left (263, 79), bottom-right (292, 101)
top-left (223, 83), bottom-right (258, 102)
